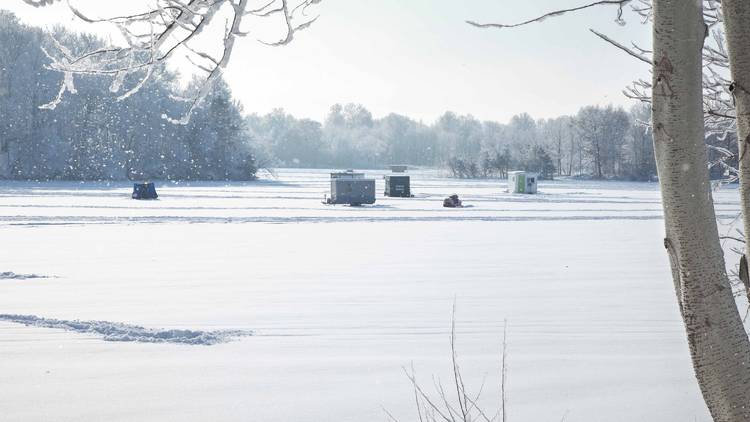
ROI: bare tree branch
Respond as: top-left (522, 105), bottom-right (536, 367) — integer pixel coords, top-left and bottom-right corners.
top-left (589, 28), bottom-right (652, 65)
top-left (466, 0), bottom-right (632, 29)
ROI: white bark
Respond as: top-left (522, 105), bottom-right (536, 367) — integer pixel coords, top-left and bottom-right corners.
top-left (652, 1), bottom-right (750, 420)
top-left (722, 0), bottom-right (750, 264)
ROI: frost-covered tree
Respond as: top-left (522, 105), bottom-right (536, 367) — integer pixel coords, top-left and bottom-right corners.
top-left (652, 2), bottom-right (750, 419)
top-left (538, 116), bottom-right (573, 177)
top-left (574, 105), bottom-right (630, 179)
top-left (722, 1), bottom-right (750, 290)
top-left (379, 113), bottom-right (432, 166)
top-left (0, 12), bottom-right (256, 181)
top-left (623, 104), bottom-right (656, 181)
top-left (185, 77), bottom-right (256, 180)
top-left (526, 145), bottom-right (556, 180)
top-left (248, 108), bottom-right (325, 168)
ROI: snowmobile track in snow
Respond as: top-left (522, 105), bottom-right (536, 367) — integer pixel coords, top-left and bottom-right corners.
top-left (0, 314), bottom-right (252, 345)
top-left (0, 272), bottom-right (52, 280)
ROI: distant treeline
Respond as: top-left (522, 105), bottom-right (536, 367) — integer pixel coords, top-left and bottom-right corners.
top-left (0, 11), bottom-right (735, 182)
top-left (249, 101), bottom-right (736, 182)
top-left (247, 103), bottom-right (658, 181)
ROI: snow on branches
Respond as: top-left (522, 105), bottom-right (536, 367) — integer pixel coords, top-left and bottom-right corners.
top-left (23, 0), bottom-right (322, 124)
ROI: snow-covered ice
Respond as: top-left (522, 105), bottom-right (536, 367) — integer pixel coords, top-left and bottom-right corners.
top-left (0, 169), bottom-right (740, 421)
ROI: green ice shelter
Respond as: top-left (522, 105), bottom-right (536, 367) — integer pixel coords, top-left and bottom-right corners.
top-left (508, 171), bottom-right (538, 194)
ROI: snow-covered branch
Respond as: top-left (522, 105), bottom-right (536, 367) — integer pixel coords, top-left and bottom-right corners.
top-left (466, 0), bottom-right (633, 29)
top-left (22, 0), bottom-right (322, 123)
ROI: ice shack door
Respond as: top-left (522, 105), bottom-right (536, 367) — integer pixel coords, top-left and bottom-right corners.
top-left (516, 173), bottom-right (526, 193)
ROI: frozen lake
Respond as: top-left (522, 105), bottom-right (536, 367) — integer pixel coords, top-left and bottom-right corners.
top-left (0, 169), bottom-right (742, 421)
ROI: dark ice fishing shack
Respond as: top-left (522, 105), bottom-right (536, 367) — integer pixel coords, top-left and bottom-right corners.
top-left (132, 182), bottom-right (158, 200)
top-left (326, 170), bottom-right (376, 205)
top-left (384, 165), bottom-right (411, 198)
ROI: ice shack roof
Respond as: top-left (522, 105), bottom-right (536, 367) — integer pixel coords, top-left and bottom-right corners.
top-left (330, 171), bottom-right (376, 181)
top-left (331, 171), bottom-right (365, 179)
top-left (508, 171), bottom-right (538, 177)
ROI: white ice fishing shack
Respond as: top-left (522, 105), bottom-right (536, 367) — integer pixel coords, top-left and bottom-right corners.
top-left (507, 171), bottom-right (538, 194)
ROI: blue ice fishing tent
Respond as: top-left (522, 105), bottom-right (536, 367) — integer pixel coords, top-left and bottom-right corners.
top-left (132, 182), bottom-right (158, 200)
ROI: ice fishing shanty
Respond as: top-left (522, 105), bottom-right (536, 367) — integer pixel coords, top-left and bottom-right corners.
top-left (325, 170), bottom-right (376, 205)
top-left (384, 165), bottom-right (411, 198)
top-left (507, 171), bottom-right (538, 194)
top-left (132, 182), bottom-right (158, 200)
top-left (384, 174), bottom-right (411, 197)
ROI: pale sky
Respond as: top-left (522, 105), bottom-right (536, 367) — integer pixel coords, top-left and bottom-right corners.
top-left (3, 0), bottom-right (652, 123)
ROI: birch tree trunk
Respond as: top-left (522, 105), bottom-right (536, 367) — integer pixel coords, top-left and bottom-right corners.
top-left (652, 1), bottom-right (750, 420)
top-left (722, 0), bottom-right (750, 265)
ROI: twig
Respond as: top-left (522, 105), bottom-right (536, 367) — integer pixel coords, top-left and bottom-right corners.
top-left (589, 28), bottom-right (652, 65)
top-left (382, 405), bottom-right (402, 422)
top-left (386, 306), bottom-right (510, 422)
top-left (450, 302), bottom-right (469, 421)
top-left (500, 319), bottom-right (508, 422)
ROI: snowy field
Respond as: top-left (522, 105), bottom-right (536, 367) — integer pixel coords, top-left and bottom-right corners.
top-left (0, 168), bottom-right (743, 422)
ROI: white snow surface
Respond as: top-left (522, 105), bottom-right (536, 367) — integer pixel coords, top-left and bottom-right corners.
top-left (0, 168), bottom-right (742, 422)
